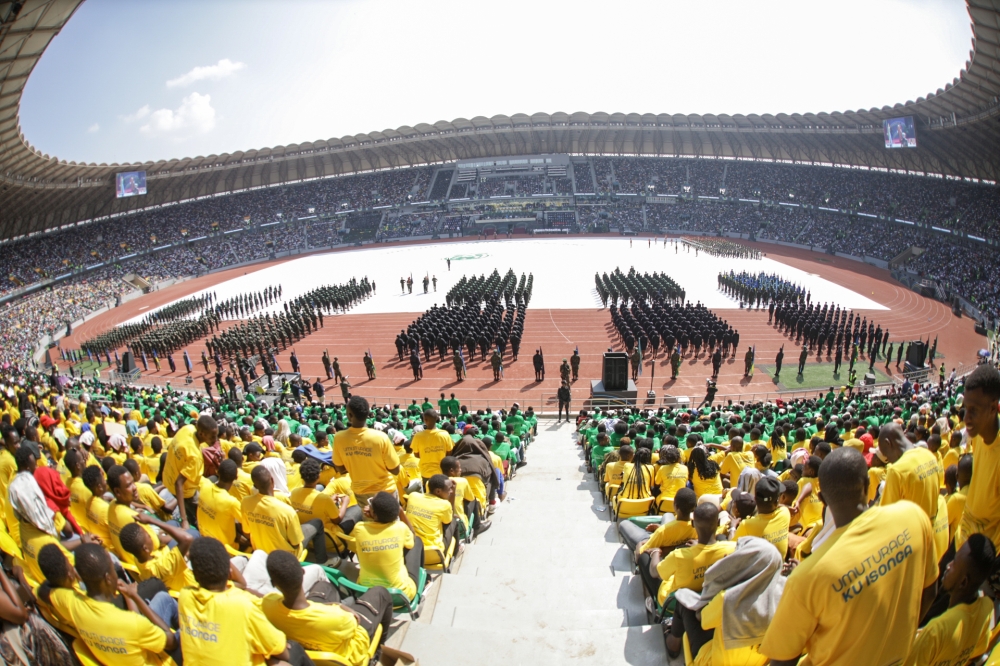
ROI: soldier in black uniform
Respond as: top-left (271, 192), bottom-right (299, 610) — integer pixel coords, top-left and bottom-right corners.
top-left (774, 345), bottom-right (784, 381)
top-left (570, 350), bottom-right (581, 382)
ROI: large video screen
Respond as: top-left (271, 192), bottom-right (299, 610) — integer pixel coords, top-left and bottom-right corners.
top-left (883, 117), bottom-right (917, 149)
top-left (115, 171), bottom-right (147, 198)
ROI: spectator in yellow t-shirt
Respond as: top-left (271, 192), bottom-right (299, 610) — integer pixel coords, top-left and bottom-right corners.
top-left (411, 409), bottom-right (455, 488)
top-left (181, 536), bottom-right (295, 665)
top-left (350, 492), bottom-right (423, 601)
top-left (654, 501), bottom-right (736, 659)
top-left (905, 533), bottom-right (995, 666)
top-left (441, 455), bottom-right (490, 537)
top-left (955, 364), bottom-right (1000, 551)
top-left (162, 415), bottom-right (218, 529)
top-left (50, 543), bottom-right (178, 664)
top-left (760, 448), bottom-right (939, 666)
top-left (332, 397), bottom-right (401, 505)
top-left (405, 474), bottom-right (456, 562)
top-left (242, 465), bottom-right (331, 565)
top-left (263, 549), bottom-right (393, 665)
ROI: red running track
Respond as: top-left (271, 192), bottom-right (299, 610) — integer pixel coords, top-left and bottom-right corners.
top-left (63, 237), bottom-right (986, 411)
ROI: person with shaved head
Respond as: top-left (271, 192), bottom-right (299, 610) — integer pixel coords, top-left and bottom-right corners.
top-left (761, 447), bottom-right (938, 666)
top-left (878, 421), bottom-right (948, 561)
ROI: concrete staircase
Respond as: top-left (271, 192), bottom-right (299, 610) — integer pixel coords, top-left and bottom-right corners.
top-left (398, 420), bottom-right (668, 666)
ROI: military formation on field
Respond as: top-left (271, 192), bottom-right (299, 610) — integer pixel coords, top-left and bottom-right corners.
top-left (595, 268), bottom-right (685, 307)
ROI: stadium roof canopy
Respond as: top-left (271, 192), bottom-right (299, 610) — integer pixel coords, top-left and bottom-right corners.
top-left (1, 0), bottom-right (1000, 241)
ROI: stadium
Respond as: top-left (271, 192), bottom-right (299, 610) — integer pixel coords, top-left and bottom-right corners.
top-left (0, 1), bottom-right (999, 665)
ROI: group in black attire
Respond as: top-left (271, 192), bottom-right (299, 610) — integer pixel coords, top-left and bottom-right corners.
top-left (398, 269), bottom-right (532, 381)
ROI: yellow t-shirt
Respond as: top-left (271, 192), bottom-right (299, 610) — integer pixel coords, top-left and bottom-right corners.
top-left (178, 586), bottom-right (287, 666)
top-left (410, 428), bottom-right (454, 480)
top-left (904, 594), bottom-right (994, 666)
top-left (241, 493), bottom-right (304, 554)
top-left (638, 518), bottom-right (696, 556)
top-left (50, 587), bottom-right (170, 666)
top-left (654, 463), bottom-right (688, 502)
top-left (290, 487), bottom-right (341, 536)
top-left (958, 429), bottom-right (1000, 550)
top-left (321, 475), bottom-right (358, 506)
top-left (692, 469), bottom-right (724, 499)
top-left (618, 463), bottom-right (655, 500)
top-left (880, 447), bottom-right (942, 524)
top-left (451, 476), bottom-right (474, 528)
top-left (0, 449), bottom-right (16, 518)
top-left (932, 494), bottom-right (950, 563)
top-left (796, 477), bottom-right (824, 530)
top-left (136, 483), bottom-right (169, 521)
top-left (398, 452), bottom-right (421, 484)
top-left (350, 520), bottom-right (416, 600)
top-left (332, 427), bottom-right (401, 496)
top-left (604, 461), bottom-right (625, 486)
top-left (947, 489), bottom-right (967, 543)
top-left (656, 540), bottom-right (736, 605)
top-left (868, 466), bottom-right (887, 504)
top-left (759, 502), bottom-right (938, 666)
top-left (404, 492), bottom-right (453, 553)
top-left (196, 482), bottom-right (243, 555)
top-left (720, 451), bottom-right (755, 479)
top-left (261, 594), bottom-right (370, 665)
top-left (162, 425), bottom-right (204, 499)
top-left (691, 592), bottom-right (768, 666)
top-left (735, 506), bottom-right (791, 558)
top-left (108, 502), bottom-right (162, 562)
top-left (227, 469), bottom-right (254, 503)
top-left (19, 520), bottom-right (72, 589)
top-left (85, 495), bottom-right (112, 544)
top-left (68, 476), bottom-right (92, 531)
top-left (136, 545), bottom-right (197, 592)
top-left (141, 454), bottom-right (162, 483)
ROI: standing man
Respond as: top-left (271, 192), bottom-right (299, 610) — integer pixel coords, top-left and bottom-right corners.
top-left (797, 345), bottom-right (808, 376)
top-left (203, 375), bottom-right (213, 399)
top-left (400, 277), bottom-right (406, 294)
top-left (452, 350), bottom-right (465, 382)
top-left (225, 373), bottom-right (237, 403)
top-left (410, 350), bottom-right (423, 381)
top-left (955, 364), bottom-right (1000, 551)
top-left (560, 359), bottom-right (571, 384)
top-left (744, 346), bottom-right (754, 377)
top-left (432, 276), bottom-right (438, 292)
top-left (322, 350), bottom-right (333, 380)
top-left (490, 349), bottom-right (503, 381)
top-left (163, 414), bottom-right (216, 529)
top-left (339, 376), bottom-right (352, 403)
top-left (289, 350), bottom-right (300, 374)
top-left (630, 346), bottom-right (641, 382)
top-left (557, 381), bottom-right (571, 423)
top-left (363, 352), bottom-right (376, 380)
top-left (570, 349), bottom-right (581, 382)
top-left (774, 345), bottom-right (784, 382)
top-left (332, 357), bottom-right (345, 383)
top-left (533, 349), bottom-right (545, 382)
top-left (447, 258), bottom-right (451, 271)
top-left (183, 350), bottom-right (192, 375)
top-left (711, 346), bottom-right (722, 380)
top-left (834, 344), bottom-right (843, 375)
top-left (670, 347), bottom-right (681, 379)
top-left (333, 396), bottom-right (401, 505)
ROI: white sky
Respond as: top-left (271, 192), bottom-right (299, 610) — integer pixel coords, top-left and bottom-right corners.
top-left (20, 0), bottom-right (972, 165)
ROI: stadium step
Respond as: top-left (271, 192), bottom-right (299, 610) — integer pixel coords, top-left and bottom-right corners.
top-left (399, 420), bottom-right (669, 666)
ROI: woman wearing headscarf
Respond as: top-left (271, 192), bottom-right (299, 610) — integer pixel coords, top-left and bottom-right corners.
top-left (672, 536), bottom-right (785, 664)
top-left (33, 466), bottom-right (82, 536)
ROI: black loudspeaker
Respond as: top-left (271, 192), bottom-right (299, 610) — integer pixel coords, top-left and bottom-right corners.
top-left (975, 322), bottom-right (988, 336)
top-left (906, 341), bottom-right (926, 368)
top-left (121, 351), bottom-right (136, 373)
top-left (864, 373), bottom-right (876, 386)
top-left (953, 304), bottom-right (963, 318)
top-left (602, 352), bottom-right (629, 391)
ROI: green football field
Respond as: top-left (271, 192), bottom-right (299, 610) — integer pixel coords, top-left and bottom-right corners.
top-left (755, 362), bottom-right (893, 391)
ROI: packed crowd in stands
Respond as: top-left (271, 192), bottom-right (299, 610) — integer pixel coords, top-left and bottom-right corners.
top-left (1, 157), bottom-right (999, 373)
top-left (0, 366), bottom-right (539, 664)
top-left (573, 162), bottom-right (594, 192)
top-left (579, 361), bottom-right (1000, 665)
